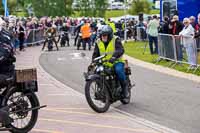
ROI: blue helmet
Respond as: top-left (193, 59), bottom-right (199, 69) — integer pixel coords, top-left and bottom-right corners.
top-left (99, 25), bottom-right (113, 42)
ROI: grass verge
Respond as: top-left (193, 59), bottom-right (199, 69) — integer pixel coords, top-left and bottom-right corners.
top-left (124, 41), bottom-right (200, 76)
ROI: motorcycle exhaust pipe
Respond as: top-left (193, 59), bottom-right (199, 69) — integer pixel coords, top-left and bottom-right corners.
top-left (10, 105), bottom-right (47, 115)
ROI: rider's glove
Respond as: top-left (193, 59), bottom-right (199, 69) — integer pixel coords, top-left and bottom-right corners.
top-left (109, 57), bottom-right (116, 64)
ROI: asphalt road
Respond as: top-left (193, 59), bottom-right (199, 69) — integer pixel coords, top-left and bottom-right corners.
top-left (40, 46), bottom-right (200, 133)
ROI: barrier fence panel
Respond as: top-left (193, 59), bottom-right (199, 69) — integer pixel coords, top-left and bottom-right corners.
top-left (24, 29), bottom-right (46, 46)
top-left (35, 29), bottom-right (45, 42)
top-left (25, 30), bottom-right (35, 46)
top-left (69, 26), bottom-right (76, 36)
top-left (174, 35), bottom-right (184, 63)
top-left (196, 38), bottom-right (200, 65)
top-left (158, 33), bottom-right (200, 72)
top-left (158, 34), bottom-right (177, 62)
top-left (179, 36), bottom-right (197, 66)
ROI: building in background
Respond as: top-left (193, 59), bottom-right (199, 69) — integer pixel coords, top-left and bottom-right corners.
top-left (160, 0), bottom-right (200, 21)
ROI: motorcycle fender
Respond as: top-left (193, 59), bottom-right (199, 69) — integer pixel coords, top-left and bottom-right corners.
top-left (85, 74), bottom-right (100, 81)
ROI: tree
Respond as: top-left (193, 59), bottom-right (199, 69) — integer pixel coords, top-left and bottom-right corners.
top-left (16, 0), bottom-right (73, 17)
top-left (129, 0), bottom-right (151, 15)
top-left (77, 0), bottom-right (108, 17)
top-left (0, 0), bottom-right (17, 15)
top-left (94, 0), bottom-right (108, 17)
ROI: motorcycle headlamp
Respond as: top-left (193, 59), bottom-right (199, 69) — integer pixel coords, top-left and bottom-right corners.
top-left (96, 66), bottom-right (104, 73)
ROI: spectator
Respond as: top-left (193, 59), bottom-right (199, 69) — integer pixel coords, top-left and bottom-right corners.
top-left (147, 15), bottom-right (159, 54)
top-left (189, 16), bottom-right (196, 28)
top-left (80, 20), bottom-right (91, 50)
top-left (195, 14), bottom-right (200, 37)
top-left (179, 18), bottom-right (196, 68)
top-left (169, 15), bottom-right (183, 35)
top-left (17, 21), bottom-right (25, 51)
top-left (169, 15), bottom-right (184, 61)
top-left (160, 16), bottom-right (169, 34)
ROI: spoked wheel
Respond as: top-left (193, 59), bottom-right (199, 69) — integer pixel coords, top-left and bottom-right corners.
top-left (85, 79), bottom-right (111, 113)
top-left (2, 87), bottom-right (39, 133)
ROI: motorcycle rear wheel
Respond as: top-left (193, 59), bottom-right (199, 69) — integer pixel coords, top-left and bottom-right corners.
top-left (2, 87), bottom-right (39, 133)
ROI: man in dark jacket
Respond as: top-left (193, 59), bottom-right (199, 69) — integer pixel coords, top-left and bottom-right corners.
top-left (168, 15), bottom-right (184, 61)
top-left (169, 15), bottom-right (184, 35)
top-left (0, 29), bottom-right (16, 87)
top-left (59, 23), bottom-right (70, 46)
top-left (74, 21), bottom-right (84, 46)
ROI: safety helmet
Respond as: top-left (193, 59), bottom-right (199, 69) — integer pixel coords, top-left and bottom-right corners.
top-left (99, 25), bottom-right (113, 43)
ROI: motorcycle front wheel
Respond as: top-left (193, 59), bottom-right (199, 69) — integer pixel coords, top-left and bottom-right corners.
top-left (2, 87), bottom-right (39, 133)
top-left (85, 79), bottom-right (111, 113)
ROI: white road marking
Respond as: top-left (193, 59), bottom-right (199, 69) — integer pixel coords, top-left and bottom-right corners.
top-left (57, 57), bottom-right (66, 61)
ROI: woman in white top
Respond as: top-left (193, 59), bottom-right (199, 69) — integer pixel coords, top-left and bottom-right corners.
top-left (179, 18), bottom-right (196, 67)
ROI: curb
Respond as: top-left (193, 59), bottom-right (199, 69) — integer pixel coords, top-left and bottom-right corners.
top-left (124, 55), bottom-right (200, 83)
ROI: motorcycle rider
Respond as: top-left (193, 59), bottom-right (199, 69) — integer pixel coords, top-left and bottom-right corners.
top-left (42, 24), bottom-right (59, 51)
top-left (107, 19), bottom-right (117, 35)
top-left (92, 25), bottom-right (129, 98)
top-left (60, 23), bottom-right (70, 46)
top-left (74, 21), bottom-right (84, 46)
top-left (0, 18), bottom-right (15, 125)
top-left (0, 18), bottom-right (16, 87)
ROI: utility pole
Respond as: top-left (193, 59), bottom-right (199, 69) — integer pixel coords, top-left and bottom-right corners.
top-left (124, 0), bottom-right (127, 42)
top-left (4, 0), bottom-right (8, 17)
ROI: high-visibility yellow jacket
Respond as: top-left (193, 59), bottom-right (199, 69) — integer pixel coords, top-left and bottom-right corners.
top-left (97, 37), bottom-right (124, 67)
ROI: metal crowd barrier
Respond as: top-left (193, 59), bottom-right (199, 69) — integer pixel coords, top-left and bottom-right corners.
top-left (24, 28), bottom-right (46, 46)
top-left (24, 27), bottom-right (63, 46)
top-left (158, 33), bottom-right (200, 72)
top-left (69, 26), bottom-right (76, 37)
top-left (158, 34), bottom-right (177, 62)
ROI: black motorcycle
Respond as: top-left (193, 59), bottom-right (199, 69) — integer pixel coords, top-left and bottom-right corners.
top-left (77, 33), bottom-right (83, 50)
top-left (60, 31), bottom-right (69, 47)
top-left (47, 32), bottom-right (54, 51)
top-left (0, 68), bottom-right (46, 132)
top-left (84, 54), bottom-right (134, 113)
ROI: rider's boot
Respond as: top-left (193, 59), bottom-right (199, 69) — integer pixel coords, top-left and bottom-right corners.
top-left (121, 80), bottom-right (129, 98)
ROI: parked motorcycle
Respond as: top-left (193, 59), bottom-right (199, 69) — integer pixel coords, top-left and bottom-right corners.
top-left (84, 54), bottom-right (134, 113)
top-left (0, 68), bottom-right (46, 132)
top-left (60, 31), bottom-right (69, 47)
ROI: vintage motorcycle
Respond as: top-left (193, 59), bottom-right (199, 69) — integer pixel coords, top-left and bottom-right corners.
top-left (46, 32), bottom-right (54, 51)
top-left (84, 54), bottom-right (134, 113)
top-left (60, 31), bottom-right (69, 47)
top-left (77, 33), bottom-right (83, 50)
top-left (0, 68), bottom-right (46, 132)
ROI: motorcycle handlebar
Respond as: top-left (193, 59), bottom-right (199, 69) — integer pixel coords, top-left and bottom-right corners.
top-left (93, 54), bottom-right (107, 62)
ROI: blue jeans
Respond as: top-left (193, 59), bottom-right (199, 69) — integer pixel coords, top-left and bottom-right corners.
top-left (114, 62), bottom-right (126, 82)
top-left (148, 35), bottom-right (158, 54)
top-left (82, 37), bottom-right (91, 50)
